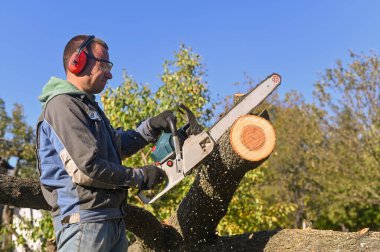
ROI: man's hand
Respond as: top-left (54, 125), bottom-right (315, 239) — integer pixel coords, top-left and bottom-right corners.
top-left (149, 110), bottom-right (177, 133)
top-left (140, 165), bottom-right (166, 190)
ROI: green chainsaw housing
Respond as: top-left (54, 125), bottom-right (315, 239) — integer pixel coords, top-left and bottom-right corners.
top-left (151, 126), bottom-right (189, 163)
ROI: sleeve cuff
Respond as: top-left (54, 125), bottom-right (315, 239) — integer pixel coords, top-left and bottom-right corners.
top-left (135, 168), bottom-right (145, 190)
top-left (124, 167), bottom-right (145, 189)
top-left (135, 119), bottom-right (160, 143)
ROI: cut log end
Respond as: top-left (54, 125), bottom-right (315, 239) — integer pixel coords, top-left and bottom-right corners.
top-left (230, 115), bottom-right (276, 161)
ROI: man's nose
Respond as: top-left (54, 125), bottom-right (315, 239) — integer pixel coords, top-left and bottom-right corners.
top-left (105, 71), bottom-right (112, 80)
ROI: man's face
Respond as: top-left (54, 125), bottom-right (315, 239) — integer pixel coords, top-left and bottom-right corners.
top-left (86, 43), bottom-right (113, 94)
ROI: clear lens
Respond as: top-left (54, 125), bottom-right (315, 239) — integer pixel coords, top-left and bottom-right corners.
top-left (99, 62), bottom-right (113, 72)
top-left (84, 51), bottom-right (113, 72)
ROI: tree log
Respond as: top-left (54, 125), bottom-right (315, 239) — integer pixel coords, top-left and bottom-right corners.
top-left (230, 115), bottom-right (275, 161)
top-left (128, 229), bottom-right (380, 252)
top-left (264, 229), bottom-right (380, 252)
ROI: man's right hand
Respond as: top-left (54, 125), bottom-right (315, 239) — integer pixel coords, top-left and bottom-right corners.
top-left (139, 165), bottom-right (166, 190)
top-left (149, 110), bottom-right (177, 133)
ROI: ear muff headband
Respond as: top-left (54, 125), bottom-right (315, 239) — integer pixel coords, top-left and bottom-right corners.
top-left (68, 35), bottom-right (95, 74)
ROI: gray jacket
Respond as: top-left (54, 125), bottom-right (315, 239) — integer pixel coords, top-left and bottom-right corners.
top-left (36, 78), bottom-right (157, 231)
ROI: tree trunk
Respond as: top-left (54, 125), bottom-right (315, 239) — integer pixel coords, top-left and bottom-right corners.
top-left (2, 205), bottom-right (13, 250)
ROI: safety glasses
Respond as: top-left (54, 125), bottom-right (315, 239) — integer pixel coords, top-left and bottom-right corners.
top-left (84, 51), bottom-right (113, 72)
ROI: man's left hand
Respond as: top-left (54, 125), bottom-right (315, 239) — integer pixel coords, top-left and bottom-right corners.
top-left (139, 165), bottom-right (166, 190)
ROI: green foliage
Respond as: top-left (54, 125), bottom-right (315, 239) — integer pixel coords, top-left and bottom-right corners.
top-left (0, 99), bottom-right (12, 160)
top-left (0, 100), bottom-right (36, 177)
top-left (0, 99), bottom-right (10, 139)
top-left (217, 166), bottom-right (296, 235)
top-left (0, 100), bottom-right (47, 249)
top-left (311, 51), bottom-right (380, 230)
top-left (156, 44), bottom-right (214, 125)
top-left (250, 51), bottom-right (380, 231)
top-left (9, 105), bottom-right (35, 164)
top-left (260, 92), bottom-right (326, 228)
top-left (0, 211), bottom-right (54, 252)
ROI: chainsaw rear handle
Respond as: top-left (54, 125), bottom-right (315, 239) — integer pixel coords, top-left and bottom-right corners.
top-left (167, 116), bottom-right (178, 136)
top-left (177, 104), bottom-right (203, 135)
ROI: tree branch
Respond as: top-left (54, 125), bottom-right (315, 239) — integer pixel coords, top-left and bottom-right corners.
top-left (123, 204), bottom-right (182, 251)
top-left (0, 174), bottom-right (50, 210)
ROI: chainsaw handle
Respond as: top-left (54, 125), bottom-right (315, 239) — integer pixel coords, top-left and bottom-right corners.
top-left (167, 117), bottom-right (178, 136)
top-left (177, 104), bottom-right (203, 135)
top-left (137, 190), bottom-right (151, 204)
top-left (167, 116), bottom-right (183, 173)
top-left (137, 162), bottom-right (184, 204)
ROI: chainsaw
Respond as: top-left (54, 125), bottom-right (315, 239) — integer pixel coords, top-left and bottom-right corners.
top-left (138, 73), bottom-right (281, 204)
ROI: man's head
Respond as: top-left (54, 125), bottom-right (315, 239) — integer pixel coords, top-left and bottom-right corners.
top-left (63, 35), bottom-right (113, 94)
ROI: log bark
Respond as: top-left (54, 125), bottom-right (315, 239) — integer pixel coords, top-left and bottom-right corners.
top-left (0, 175), bottom-right (50, 210)
top-left (128, 229), bottom-right (380, 252)
top-left (264, 229), bottom-right (380, 252)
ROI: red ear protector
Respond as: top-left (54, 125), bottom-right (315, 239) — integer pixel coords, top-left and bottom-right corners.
top-left (68, 35), bottom-right (95, 74)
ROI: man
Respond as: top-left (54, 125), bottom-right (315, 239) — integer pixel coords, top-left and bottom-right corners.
top-left (36, 35), bottom-right (173, 251)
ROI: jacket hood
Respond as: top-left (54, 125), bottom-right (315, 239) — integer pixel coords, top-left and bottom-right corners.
top-left (38, 77), bottom-right (88, 107)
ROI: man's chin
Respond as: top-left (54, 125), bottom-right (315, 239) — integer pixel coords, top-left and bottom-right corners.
top-left (92, 83), bottom-right (107, 94)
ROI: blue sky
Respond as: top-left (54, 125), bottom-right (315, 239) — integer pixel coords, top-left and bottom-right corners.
top-left (0, 1), bottom-right (379, 126)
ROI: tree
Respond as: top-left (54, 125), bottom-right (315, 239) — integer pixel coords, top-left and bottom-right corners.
top-left (312, 51), bottom-right (380, 230)
top-left (0, 100), bottom-right (35, 176)
top-left (251, 51), bottom-right (380, 232)
top-left (0, 99), bottom-right (39, 250)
